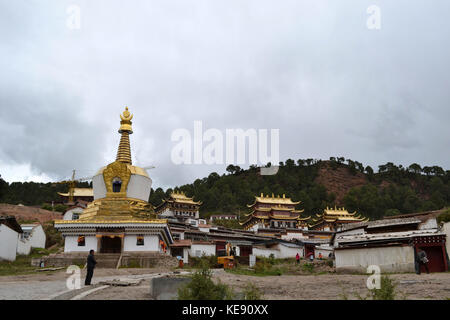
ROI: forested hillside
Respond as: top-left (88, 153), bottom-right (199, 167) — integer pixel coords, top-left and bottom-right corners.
top-left (150, 158), bottom-right (450, 220)
top-left (1, 158), bottom-right (449, 221)
top-left (0, 178), bottom-right (90, 207)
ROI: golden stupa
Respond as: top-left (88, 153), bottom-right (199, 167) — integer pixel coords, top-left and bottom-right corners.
top-left (57, 107), bottom-right (160, 223)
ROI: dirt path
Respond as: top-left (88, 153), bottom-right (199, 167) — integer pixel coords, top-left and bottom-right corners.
top-left (1, 268), bottom-right (449, 300)
top-left (212, 270), bottom-right (450, 300)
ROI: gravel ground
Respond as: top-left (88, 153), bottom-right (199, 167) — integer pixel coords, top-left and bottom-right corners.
top-left (1, 268), bottom-right (449, 300)
top-left (211, 270), bottom-right (450, 300)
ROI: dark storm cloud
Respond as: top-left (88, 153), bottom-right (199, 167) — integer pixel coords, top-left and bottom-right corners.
top-left (0, 0), bottom-right (449, 188)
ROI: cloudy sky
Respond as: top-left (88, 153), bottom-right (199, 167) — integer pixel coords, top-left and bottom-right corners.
top-left (0, 0), bottom-right (449, 189)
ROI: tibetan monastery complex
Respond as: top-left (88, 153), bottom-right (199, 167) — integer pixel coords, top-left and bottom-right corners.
top-left (45, 107), bottom-right (449, 273)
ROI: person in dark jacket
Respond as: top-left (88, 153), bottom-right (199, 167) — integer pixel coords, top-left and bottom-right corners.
top-left (85, 250), bottom-right (97, 285)
top-left (416, 248), bottom-right (429, 275)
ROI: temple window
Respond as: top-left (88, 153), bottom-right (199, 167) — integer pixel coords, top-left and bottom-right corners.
top-left (112, 177), bottom-right (122, 192)
top-left (77, 236), bottom-right (85, 246)
top-left (136, 236), bottom-right (145, 246)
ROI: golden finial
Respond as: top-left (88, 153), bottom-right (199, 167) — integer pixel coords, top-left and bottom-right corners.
top-left (119, 106), bottom-right (133, 134)
top-left (120, 106), bottom-right (133, 121)
top-left (116, 106), bottom-right (133, 164)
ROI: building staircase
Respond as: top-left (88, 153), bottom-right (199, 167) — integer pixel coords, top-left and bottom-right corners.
top-left (33, 252), bottom-right (177, 269)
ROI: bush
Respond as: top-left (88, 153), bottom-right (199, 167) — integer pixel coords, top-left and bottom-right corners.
top-left (54, 204), bottom-right (68, 213)
top-left (188, 255), bottom-right (220, 269)
top-left (369, 275), bottom-right (396, 300)
top-left (327, 259), bottom-right (334, 268)
top-left (41, 203), bottom-right (53, 211)
top-left (178, 262), bottom-right (234, 300)
top-left (243, 282), bottom-right (263, 300)
top-left (437, 209), bottom-right (450, 224)
top-left (43, 222), bottom-right (64, 248)
top-left (301, 263), bottom-right (314, 273)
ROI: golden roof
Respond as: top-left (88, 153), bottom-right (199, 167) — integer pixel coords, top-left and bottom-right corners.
top-left (308, 206), bottom-right (367, 227)
top-left (323, 206), bottom-right (358, 216)
top-left (58, 188), bottom-right (93, 197)
top-left (169, 191), bottom-right (202, 205)
top-left (71, 197), bottom-right (157, 222)
top-left (247, 193), bottom-right (300, 207)
top-left (54, 219), bottom-right (167, 225)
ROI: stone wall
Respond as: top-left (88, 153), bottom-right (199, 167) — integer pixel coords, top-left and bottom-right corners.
top-left (120, 252), bottom-right (178, 269)
top-left (150, 277), bottom-right (191, 300)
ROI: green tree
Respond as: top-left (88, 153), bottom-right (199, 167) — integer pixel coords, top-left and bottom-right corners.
top-left (178, 263), bottom-right (234, 300)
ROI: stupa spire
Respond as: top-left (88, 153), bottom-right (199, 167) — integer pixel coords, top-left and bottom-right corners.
top-left (116, 107), bottom-right (133, 164)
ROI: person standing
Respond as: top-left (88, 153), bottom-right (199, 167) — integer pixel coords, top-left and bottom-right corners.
top-left (296, 253), bottom-right (300, 264)
top-left (85, 249), bottom-right (97, 285)
top-left (416, 248), bottom-right (430, 274)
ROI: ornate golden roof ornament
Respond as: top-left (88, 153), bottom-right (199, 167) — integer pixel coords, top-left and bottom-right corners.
top-left (119, 107), bottom-right (133, 133)
top-left (116, 107), bottom-right (133, 164)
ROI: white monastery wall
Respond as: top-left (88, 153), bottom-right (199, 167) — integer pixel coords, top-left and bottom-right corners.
top-left (17, 238), bottom-right (31, 255)
top-left (64, 235), bottom-right (98, 252)
top-left (443, 222), bottom-right (450, 257)
top-left (0, 225), bottom-right (18, 261)
top-left (253, 247), bottom-right (280, 258)
top-left (124, 235), bottom-right (159, 252)
top-left (335, 245), bottom-right (415, 273)
top-left (28, 225), bottom-right (46, 248)
top-left (189, 244), bottom-right (216, 257)
top-left (277, 244), bottom-right (303, 258)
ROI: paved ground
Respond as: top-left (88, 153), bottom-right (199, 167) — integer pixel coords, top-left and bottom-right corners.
top-left (0, 268), bottom-right (179, 300)
top-left (1, 268), bottom-right (449, 300)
